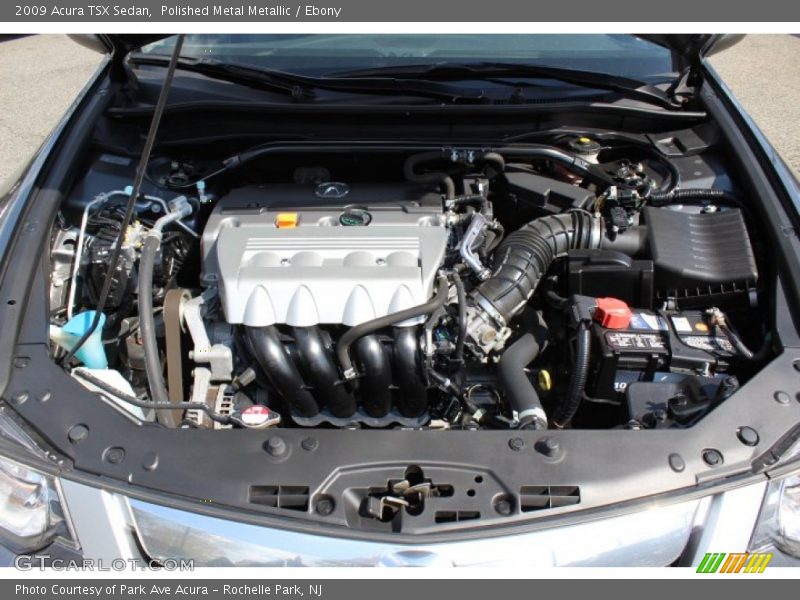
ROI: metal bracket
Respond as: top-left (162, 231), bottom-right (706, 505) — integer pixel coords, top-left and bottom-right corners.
top-left (182, 292), bottom-right (233, 382)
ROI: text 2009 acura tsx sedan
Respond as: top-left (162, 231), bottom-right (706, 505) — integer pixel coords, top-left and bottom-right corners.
top-left (0, 34), bottom-right (799, 568)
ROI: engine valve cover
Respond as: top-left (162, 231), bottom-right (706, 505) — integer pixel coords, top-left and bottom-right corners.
top-left (201, 187), bottom-right (448, 327)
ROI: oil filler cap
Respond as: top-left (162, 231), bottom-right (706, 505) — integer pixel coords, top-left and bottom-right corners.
top-left (275, 213), bottom-right (299, 228)
top-left (593, 297), bottom-right (633, 329)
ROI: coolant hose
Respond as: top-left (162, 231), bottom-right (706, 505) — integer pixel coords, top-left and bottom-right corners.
top-left (554, 324), bottom-right (592, 428)
top-left (138, 236), bottom-right (168, 404)
top-left (498, 332), bottom-right (548, 430)
top-left (338, 275), bottom-right (449, 380)
top-left (403, 151), bottom-right (456, 199)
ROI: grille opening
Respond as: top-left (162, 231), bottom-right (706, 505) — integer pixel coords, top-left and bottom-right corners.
top-left (249, 485), bottom-right (310, 511)
top-left (434, 510), bottom-right (481, 523)
top-left (519, 485), bottom-right (580, 512)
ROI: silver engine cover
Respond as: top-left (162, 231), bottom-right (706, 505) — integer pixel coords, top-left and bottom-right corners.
top-left (201, 184), bottom-right (448, 327)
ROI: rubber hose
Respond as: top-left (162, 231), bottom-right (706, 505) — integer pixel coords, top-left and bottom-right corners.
top-left (485, 222), bottom-right (505, 254)
top-left (338, 275), bottom-right (449, 379)
top-left (451, 272), bottom-right (467, 363)
top-left (472, 212), bottom-right (600, 325)
top-left (481, 151), bottom-right (506, 177)
top-left (403, 151), bottom-right (456, 199)
top-left (498, 332), bottom-right (548, 430)
top-left (554, 324), bottom-right (592, 428)
top-left (138, 235), bottom-right (169, 404)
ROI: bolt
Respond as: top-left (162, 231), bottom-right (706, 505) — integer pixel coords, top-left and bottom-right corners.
top-left (508, 437), bottom-right (524, 451)
top-left (266, 436), bottom-right (288, 457)
top-left (737, 426), bottom-right (759, 447)
top-left (67, 424), bottom-right (89, 444)
top-left (13, 357), bottom-right (29, 369)
top-left (494, 497), bottom-right (513, 516)
top-left (375, 257), bottom-right (386, 266)
top-left (104, 447), bottom-right (126, 465)
top-left (703, 449), bottom-right (723, 467)
top-left (315, 496), bottom-right (335, 516)
top-left (775, 391), bottom-right (791, 405)
top-left (301, 437), bottom-right (318, 452)
top-left (668, 453), bottom-right (685, 473)
top-left (540, 437), bottom-right (561, 458)
top-left (11, 391), bottom-right (29, 405)
top-left (38, 391), bottom-right (51, 403)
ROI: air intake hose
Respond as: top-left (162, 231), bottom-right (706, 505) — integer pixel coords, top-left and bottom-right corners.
top-left (471, 212), bottom-right (602, 326)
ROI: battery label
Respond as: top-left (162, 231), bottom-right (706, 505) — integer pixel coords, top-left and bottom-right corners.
top-left (629, 312), bottom-right (668, 331)
top-left (670, 316), bottom-right (693, 333)
top-left (605, 332), bottom-right (667, 351)
top-left (680, 335), bottom-right (735, 354)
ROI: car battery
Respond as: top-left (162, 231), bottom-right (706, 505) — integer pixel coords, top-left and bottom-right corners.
top-left (587, 298), bottom-right (736, 399)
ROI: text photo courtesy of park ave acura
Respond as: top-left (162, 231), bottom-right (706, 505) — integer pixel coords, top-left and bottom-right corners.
top-left (15, 584), bottom-right (318, 597)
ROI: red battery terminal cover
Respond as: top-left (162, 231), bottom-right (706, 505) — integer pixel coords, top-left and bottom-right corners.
top-left (593, 297), bottom-right (633, 329)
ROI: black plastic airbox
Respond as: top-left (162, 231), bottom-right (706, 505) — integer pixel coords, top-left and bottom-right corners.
top-left (644, 206), bottom-right (757, 292)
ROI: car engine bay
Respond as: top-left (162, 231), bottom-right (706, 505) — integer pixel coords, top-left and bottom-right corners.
top-left (47, 131), bottom-right (771, 435)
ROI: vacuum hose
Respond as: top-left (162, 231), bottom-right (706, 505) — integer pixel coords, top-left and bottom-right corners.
top-left (403, 151), bottom-right (456, 199)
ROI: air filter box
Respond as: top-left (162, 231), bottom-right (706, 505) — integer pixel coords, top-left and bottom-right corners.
top-left (644, 206), bottom-right (757, 293)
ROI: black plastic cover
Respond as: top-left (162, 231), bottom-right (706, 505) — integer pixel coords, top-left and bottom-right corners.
top-left (644, 206), bottom-right (757, 290)
top-left (566, 250), bottom-right (654, 309)
top-left (500, 169), bottom-right (595, 215)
